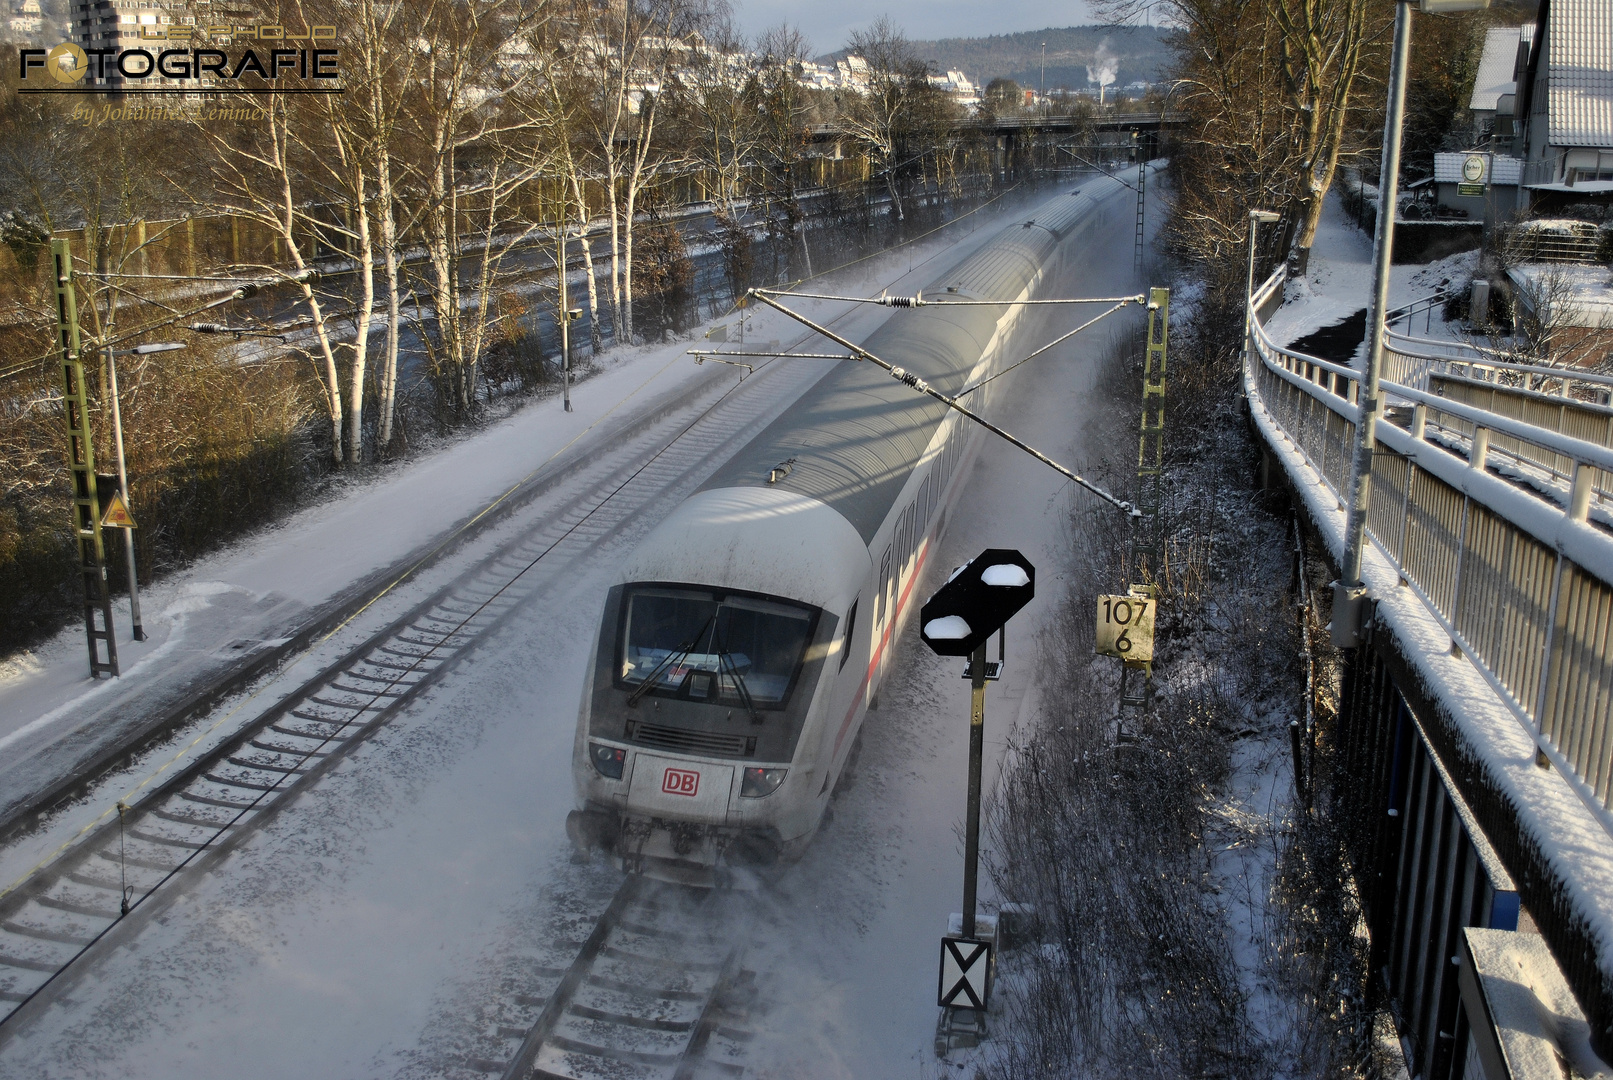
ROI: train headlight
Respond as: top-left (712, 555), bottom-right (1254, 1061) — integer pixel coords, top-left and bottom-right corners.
top-left (741, 767), bottom-right (787, 798)
top-left (589, 742), bottom-right (626, 780)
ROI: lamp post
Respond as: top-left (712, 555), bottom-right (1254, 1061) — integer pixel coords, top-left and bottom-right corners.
top-left (105, 341), bottom-right (185, 642)
top-left (1245, 210), bottom-right (1281, 354)
top-left (1040, 42), bottom-right (1046, 111)
top-left (1334, 0), bottom-right (1490, 648)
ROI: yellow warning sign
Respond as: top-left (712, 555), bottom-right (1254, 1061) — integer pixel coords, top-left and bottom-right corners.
top-left (100, 491), bottom-right (137, 528)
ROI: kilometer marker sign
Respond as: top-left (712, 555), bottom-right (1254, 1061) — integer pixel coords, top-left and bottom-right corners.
top-left (1095, 593), bottom-right (1154, 662)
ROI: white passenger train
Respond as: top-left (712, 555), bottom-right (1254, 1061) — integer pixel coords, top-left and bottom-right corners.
top-left (568, 189), bottom-right (1112, 882)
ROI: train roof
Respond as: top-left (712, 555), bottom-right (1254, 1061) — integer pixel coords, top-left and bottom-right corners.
top-left (697, 190), bottom-right (1101, 545)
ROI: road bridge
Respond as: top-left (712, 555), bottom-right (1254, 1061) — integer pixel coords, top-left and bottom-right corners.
top-left (1244, 270), bottom-right (1613, 1080)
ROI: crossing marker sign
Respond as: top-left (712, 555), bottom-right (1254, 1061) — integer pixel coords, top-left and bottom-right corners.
top-left (100, 491), bottom-right (137, 529)
top-left (938, 937), bottom-right (991, 1009)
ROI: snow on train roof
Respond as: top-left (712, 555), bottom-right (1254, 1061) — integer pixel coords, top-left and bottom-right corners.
top-left (697, 190), bottom-right (1100, 545)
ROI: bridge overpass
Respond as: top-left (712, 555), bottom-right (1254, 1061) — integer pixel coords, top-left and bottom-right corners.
top-left (1245, 271), bottom-right (1613, 1079)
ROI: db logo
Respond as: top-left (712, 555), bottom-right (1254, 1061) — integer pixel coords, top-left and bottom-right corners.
top-left (662, 767), bottom-right (700, 797)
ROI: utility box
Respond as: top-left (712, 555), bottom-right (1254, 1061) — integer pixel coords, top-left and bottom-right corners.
top-left (1470, 278), bottom-right (1491, 329)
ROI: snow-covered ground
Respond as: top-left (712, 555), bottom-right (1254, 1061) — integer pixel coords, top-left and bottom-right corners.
top-left (1262, 195), bottom-right (1480, 356)
top-left (0, 177), bottom-right (1150, 1077)
top-left (0, 184), bottom-right (1057, 829)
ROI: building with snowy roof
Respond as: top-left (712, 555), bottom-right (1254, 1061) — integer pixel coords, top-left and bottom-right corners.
top-left (1471, 24), bottom-right (1535, 145)
top-left (1515, 0), bottom-right (1613, 206)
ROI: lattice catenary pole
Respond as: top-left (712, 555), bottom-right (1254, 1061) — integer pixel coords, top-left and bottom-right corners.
top-left (53, 238), bottom-right (119, 678)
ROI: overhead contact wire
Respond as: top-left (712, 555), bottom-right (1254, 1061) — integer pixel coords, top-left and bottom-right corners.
top-left (746, 288), bottom-right (1142, 518)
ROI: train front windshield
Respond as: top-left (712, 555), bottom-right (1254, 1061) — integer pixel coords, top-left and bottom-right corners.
top-left (618, 587), bottom-right (818, 708)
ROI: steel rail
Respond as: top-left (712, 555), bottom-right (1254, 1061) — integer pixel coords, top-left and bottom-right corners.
top-left (497, 878), bottom-right (753, 1080)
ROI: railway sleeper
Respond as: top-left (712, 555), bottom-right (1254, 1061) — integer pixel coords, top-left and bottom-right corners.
top-left (545, 1033), bottom-right (680, 1068)
top-left (395, 633), bottom-right (465, 650)
top-left (598, 944), bottom-right (724, 972)
top-left (354, 654), bottom-right (429, 673)
top-left (225, 755), bottom-right (310, 775)
top-left (1, 919), bottom-right (95, 947)
top-left (35, 893), bottom-right (120, 921)
top-left (66, 869), bottom-right (140, 892)
top-left (376, 645), bottom-right (442, 663)
top-left (177, 790), bottom-right (260, 811)
top-left (586, 974), bottom-right (706, 1002)
top-left (334, 668), bottom-right (424, 688)
top-left (0, 951), bottom-right (61, 973)
top-left (125, 827), bottom-right (210, 850)
top-left (95, 847), bottom-right (182, 873)
top-left (568, 1003), bottom-right (695, 1033)
top-left (327, 680), bottom-right (406, 698)
top-left (283, 715), bottom-right (353, 735)
top-left (248, 738), bottom-right (331, 758)
top-left (307, 695), bottom-right (384, 712)
top-left (150, 805), bottom-right (240, 830)
top-left (202, 771), bottom-right (287, 793)
top-left (432, 597), bottom-right (495, 614)
top-left (614, 918), bottom-right (689, 942)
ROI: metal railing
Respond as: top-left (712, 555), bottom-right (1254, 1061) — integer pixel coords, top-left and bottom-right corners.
top-left (1383, 329), bottom-right (1613, 404)
top-left (1245, 270), bottom-right (1613, 830)
top-left (1385, 291), bottom-right (1451, 337)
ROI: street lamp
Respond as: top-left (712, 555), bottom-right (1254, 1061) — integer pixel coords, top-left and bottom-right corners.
top-left (105, 340), bottom-right (186, 641)
top-left (1245, 210), bottom-right (1281, 351)
top-left (1334, 0), bottom-right (1490, 648)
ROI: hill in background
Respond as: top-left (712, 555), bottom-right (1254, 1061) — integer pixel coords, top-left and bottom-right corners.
top-left (821, 24), bottom-right (1176, 93)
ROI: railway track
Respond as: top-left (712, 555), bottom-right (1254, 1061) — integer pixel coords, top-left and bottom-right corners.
top-left (445, 877), bottom-right (757, 1080)
top-left (0, 201), bottom-right (1037, 1051)
top-left (0, 342), bottom-right (826, 1036)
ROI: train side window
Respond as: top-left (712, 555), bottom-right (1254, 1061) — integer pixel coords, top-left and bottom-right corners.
top-left (876, 547), bottom-right (891, 624)
top-left (839, 599), bottom-right (858, 670)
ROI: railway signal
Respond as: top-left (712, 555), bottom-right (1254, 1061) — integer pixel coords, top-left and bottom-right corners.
top-left (920, 548), bottom-right (1035, 1050)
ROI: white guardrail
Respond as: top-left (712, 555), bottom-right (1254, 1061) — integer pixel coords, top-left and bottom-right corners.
top-left (1246, 267), bottom-right (1613, 830)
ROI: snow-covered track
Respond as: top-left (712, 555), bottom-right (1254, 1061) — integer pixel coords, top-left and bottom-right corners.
top-left (482, 877), bottom-right (755, 1080)
top-left (0, 349), bottom-right (828, 1037)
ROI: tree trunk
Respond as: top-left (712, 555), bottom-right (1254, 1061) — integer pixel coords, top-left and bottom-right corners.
top-left (578, 226), bottom-right (602, 354)
top-left (346, 175), bottom-right (374, 465)
top-left (376, 148), bottom-right (401, 451)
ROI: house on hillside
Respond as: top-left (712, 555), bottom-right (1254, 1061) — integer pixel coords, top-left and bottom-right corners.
top-left (1470, 24), bottom-right (1535, 146)
top-left (1514, 0), bottom-right (1613, 211)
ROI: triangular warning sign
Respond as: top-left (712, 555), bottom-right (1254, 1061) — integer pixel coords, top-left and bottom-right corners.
top-left (100, 491), bottom-right (137, 528)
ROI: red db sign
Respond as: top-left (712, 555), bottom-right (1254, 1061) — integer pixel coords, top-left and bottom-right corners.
top-left (662, 767), bottom-right (700, 797)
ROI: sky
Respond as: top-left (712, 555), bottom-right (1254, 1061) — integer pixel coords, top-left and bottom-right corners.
top-left (728, 0), bottom-right (1101, 58)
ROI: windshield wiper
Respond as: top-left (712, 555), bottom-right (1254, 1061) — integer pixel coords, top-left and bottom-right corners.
top-left (717, 644), bottom-right (761, 724)
top-left (627, 614), bottom-right (714, 708)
